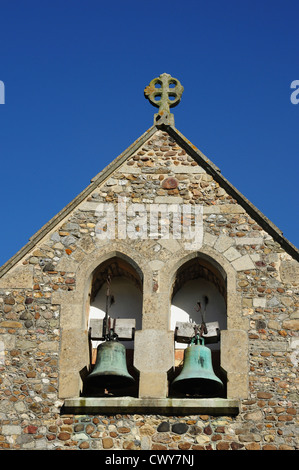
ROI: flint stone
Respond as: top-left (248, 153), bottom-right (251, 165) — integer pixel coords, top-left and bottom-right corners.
top-left (62, 235), bottom-right (77, 247)
top-left (50, 232), bottom-right (61, 242)
top-left (161, 177), bottom-right (178, 189)
top-left (172, 423), bottom-right (188, 434)
top-left (157, 422), bottom-right (170, 432)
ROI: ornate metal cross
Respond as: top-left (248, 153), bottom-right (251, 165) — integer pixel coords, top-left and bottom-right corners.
top-left (144, 73), bottom-right (184, 126)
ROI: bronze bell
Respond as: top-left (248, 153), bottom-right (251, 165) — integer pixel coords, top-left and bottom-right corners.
top-left (87, 340), bottom-right (135, 390)
top-left (171, 336), bottom-right (223, 397)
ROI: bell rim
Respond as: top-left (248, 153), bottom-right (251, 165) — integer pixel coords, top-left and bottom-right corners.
top-left (171, 377), bottom-right (224, 397)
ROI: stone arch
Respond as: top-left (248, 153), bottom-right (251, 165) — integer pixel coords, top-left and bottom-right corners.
top-left (85, 253), bottom-right (144, 397)
top-left (75, 244), bottom-right (146, 331)
top-left (158, 246), bottom-right (248, 399)
top-left (159, 246), bottom-right (238, 329)
top-left (170, 256), bottom-right (227, 347)
top-left (89, 256), bottom-right (143, 347)
top-left (57, 242), bottom-right (148, 398)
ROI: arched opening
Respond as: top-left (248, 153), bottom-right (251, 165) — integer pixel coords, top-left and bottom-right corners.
top-left (169, 256), bottom-right (227, 398)
top-left (83, 256), bottom-right (143, 397)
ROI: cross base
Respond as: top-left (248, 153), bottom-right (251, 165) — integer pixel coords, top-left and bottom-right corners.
top-left (154, 112), bottom-right (175, 127)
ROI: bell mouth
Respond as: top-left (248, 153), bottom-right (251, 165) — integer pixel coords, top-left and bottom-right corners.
top-left (86, 373), bottom-right (135, 390)
top-left (171, 377), bottom-right (224, 398)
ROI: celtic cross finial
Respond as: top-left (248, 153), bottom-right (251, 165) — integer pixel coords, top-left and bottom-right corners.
top-left (144, 73), bottom-right (184, 126)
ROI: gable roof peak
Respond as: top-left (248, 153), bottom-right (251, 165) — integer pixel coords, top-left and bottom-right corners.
top-left (0, 79), bottom-right (298, 278)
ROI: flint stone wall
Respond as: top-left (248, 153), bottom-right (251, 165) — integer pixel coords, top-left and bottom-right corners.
top-left (0, 130), bottom-right (298, 450)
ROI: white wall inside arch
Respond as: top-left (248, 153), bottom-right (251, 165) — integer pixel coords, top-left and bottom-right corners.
top-left (89, 277), bottom-right (142, 349)
top-left (170, 278), bottom-right (226, 350)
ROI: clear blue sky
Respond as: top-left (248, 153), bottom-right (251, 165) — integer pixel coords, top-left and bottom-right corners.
top-left (0, 0), bottom-right (298, 267)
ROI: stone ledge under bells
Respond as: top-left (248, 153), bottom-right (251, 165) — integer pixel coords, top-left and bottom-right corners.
top-left (63, 397), bottom-right (240, 415)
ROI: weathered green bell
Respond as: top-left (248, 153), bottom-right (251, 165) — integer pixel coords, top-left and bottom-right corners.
top-left (87, 340), bottom-right (135, 390)
top-left (171, 336), bottom-right (223, 397)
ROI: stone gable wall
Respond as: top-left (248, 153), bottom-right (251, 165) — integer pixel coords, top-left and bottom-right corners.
top-left (0, 130), bottom-right (298, 449)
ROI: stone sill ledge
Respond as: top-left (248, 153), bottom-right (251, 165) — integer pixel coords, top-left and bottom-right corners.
top-left (63, 397), bottom-right (239, 415)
